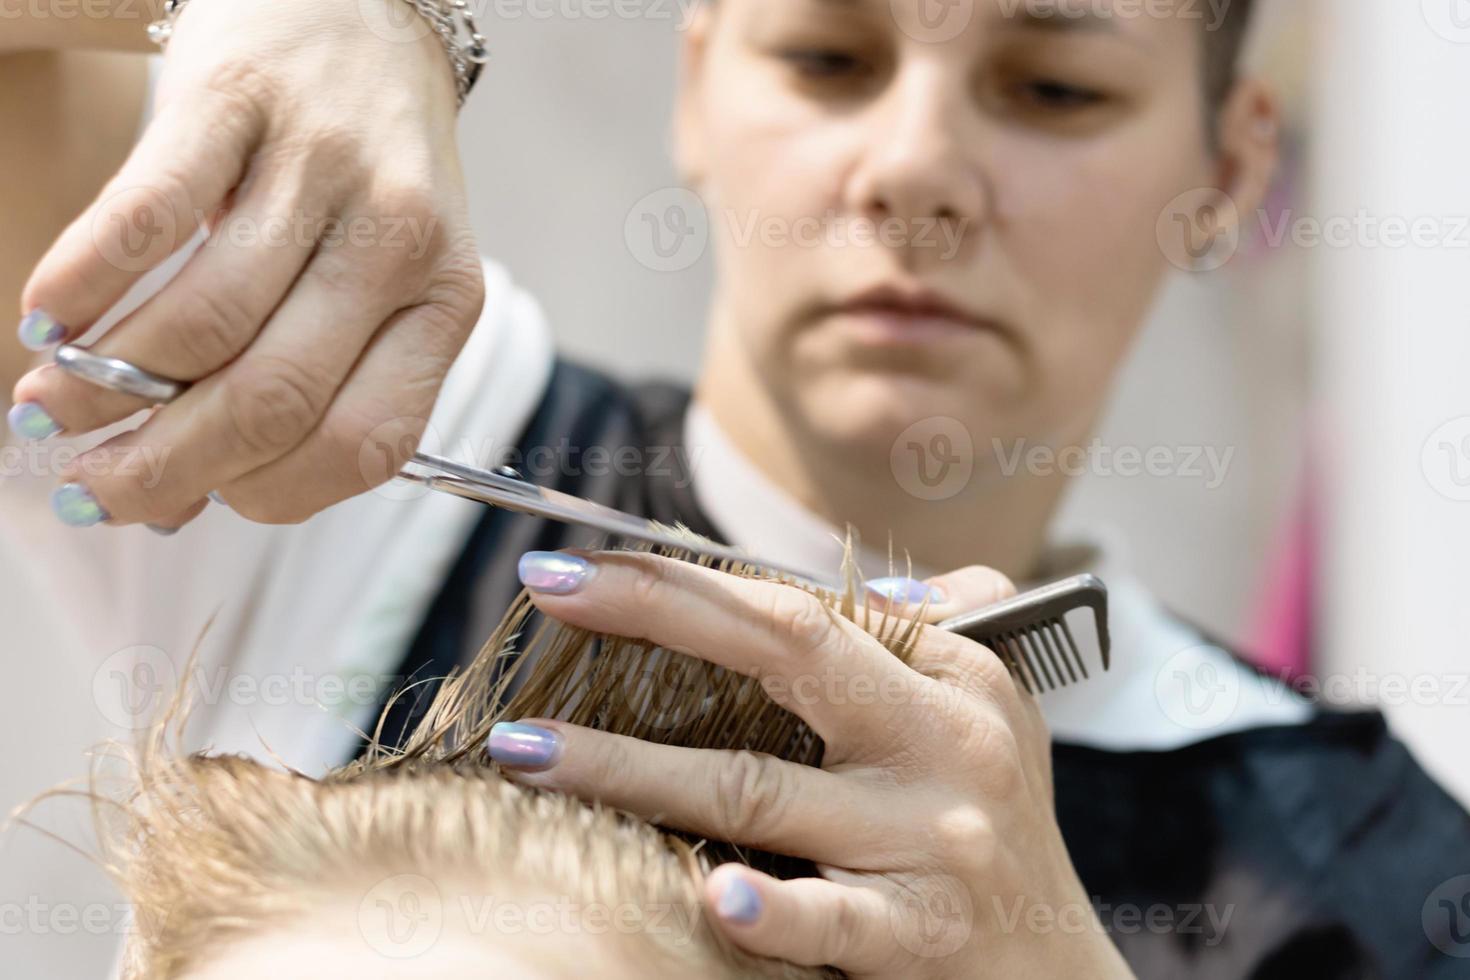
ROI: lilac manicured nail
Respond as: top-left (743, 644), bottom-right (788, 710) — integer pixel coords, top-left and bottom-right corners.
top-left (17, 309), bottom-right (66, 351)
top-left (52, 483), bottom-right (109, 528)
top-left (145, 524), bottom-right (180, 537)
top-left (715, 877), bottom-right (762, 925)
top-left (518, 551), bottom-right (592, 595)
top-left (486, 722), bottom-right (563, 771)
top-left (865, 577), bottom-right (947, 606)
top-left (7, 402), bottom-right (61, 441)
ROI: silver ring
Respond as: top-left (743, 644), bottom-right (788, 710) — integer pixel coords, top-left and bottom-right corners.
top-left (54, 344), bottom-right (188, 405)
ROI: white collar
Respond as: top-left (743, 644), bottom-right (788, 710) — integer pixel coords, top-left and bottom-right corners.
top-left (684, 402), bottom-right (1310, 751)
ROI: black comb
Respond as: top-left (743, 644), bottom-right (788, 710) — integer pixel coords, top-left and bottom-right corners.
top-left (936, 574), bottom-right (1110, 694)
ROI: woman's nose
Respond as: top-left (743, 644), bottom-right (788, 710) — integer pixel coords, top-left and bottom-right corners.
top-left (843, 71), bottom-right (988, 229)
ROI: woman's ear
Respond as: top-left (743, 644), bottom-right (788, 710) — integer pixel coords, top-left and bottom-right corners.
top-left (1212, 76), bottom-right (1281, 219)
top-left (673, 4), bottom-right (714, 185)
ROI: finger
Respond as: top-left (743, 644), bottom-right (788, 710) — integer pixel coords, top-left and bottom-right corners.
top-left (864, 568), bottom-right (1023, 706)
top-left (704, 864), bottom-right (899, 974)
top-left (864, 565), bottom-right (1017, 625)
top-left (53, 242), bottom-right (398, 524)
top-left (8, 364), bottom-right (152, 444)
top-left (518, 550), bottom-right (924, 748)
top-left (19, 87), bottom-right (261, 349)
top-left (485, 721), bottom-right (907, 869)
top-left (900, 624), bottom-right (1023, 711)
top-left (141, 499), bottom-right (210, 537)
top-left (216, 289), bottom-right (480, 523)
top-left (14, 186), bottom-right (320, 437)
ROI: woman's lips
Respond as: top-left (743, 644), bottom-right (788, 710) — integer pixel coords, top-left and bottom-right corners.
top-left (830, 311), bottom-right (976, 347)
top-left (826, 287), bottom-right (1002, 345)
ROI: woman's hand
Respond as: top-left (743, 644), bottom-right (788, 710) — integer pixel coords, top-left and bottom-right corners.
top-left (489, 550), bottom-right (1135, 979)
top-left (10, 0), bottom-right (485, 529)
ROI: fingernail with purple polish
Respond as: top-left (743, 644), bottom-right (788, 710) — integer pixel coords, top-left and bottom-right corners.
top-left (146, 524), bottom-right (180, 537)
top-left (52, 483), bottom-right (109, 528)
top-left (17, 310), bottom-right (66, 351)
top-left (7, 402), bottom-right (61, 441)
top-left (865, 577), bottom-right (947, 605)
top-left (486, 722), bottom-right (563, 771)
top-left (716, 877), bottom-right (763, 925)
top-left (518, 551), bottom-right (592, 595)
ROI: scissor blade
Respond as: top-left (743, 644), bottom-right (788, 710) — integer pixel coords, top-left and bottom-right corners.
top-left (402, 453), bottom-right (842, 590)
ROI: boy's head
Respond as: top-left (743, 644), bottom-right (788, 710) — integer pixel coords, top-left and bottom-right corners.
top-left (115, 761), bottom-right (813, 980)
top-left (679, 0), bottom-right (1277, 491)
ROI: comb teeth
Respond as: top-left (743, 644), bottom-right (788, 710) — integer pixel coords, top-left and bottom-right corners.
top-left (1053, 617), bottom-right (1089, 681)
top-left (998, 634), bottom-right (1037, 695)
top-left (1040, 620), bottom-right (1075, 685)
top-left (935, 575), bottom-right (1110, 695)
top-left (996, 623), bottom-right (1082, 694)
top-left (1021, 630), bottom-right (1056, 691)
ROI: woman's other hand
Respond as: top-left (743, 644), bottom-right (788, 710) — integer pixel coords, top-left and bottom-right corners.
top-left (10, 0), bottom-right (485, 529)
top-left (490, 550), bottom-right (1136, 979)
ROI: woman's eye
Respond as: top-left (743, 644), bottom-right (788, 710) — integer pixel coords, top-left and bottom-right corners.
top-left (779, 49), bottom-right (869, 80)
top-left (1015, 79), bottom-right (1107, 110)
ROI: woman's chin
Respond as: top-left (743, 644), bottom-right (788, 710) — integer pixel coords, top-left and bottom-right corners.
top-left (793, 373), bottom-right (993, 461)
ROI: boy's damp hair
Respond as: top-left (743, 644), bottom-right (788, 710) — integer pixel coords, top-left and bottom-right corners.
top-left (21, 537), bottom-right (928, 979)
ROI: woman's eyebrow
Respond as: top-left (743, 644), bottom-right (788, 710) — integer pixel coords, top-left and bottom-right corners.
top-left (756, 0), bottom-right (865, 22)
top-left (988, 5), bottom-right (1157, 48)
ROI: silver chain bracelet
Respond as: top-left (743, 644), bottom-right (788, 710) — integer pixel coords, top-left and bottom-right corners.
top-left (147, 0), bottom-right (489, 108)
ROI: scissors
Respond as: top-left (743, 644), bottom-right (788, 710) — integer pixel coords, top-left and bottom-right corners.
top-left (52, 344), bottom-right (1112, 691)
top-left (52, 345), bottom-right (839, 583)
top-left (397, 450), bottom-right (842, 589)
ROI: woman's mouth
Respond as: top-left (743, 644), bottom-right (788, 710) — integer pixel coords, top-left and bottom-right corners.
top-left (825, 285), bottom-right (1003, 345)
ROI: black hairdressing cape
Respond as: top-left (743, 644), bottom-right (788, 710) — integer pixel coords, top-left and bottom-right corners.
top-left (375, 360), bottom-right (1470, 980)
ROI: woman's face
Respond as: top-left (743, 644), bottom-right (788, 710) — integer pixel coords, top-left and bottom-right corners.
top-left (681, 0), bottom-right (1250, 460)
